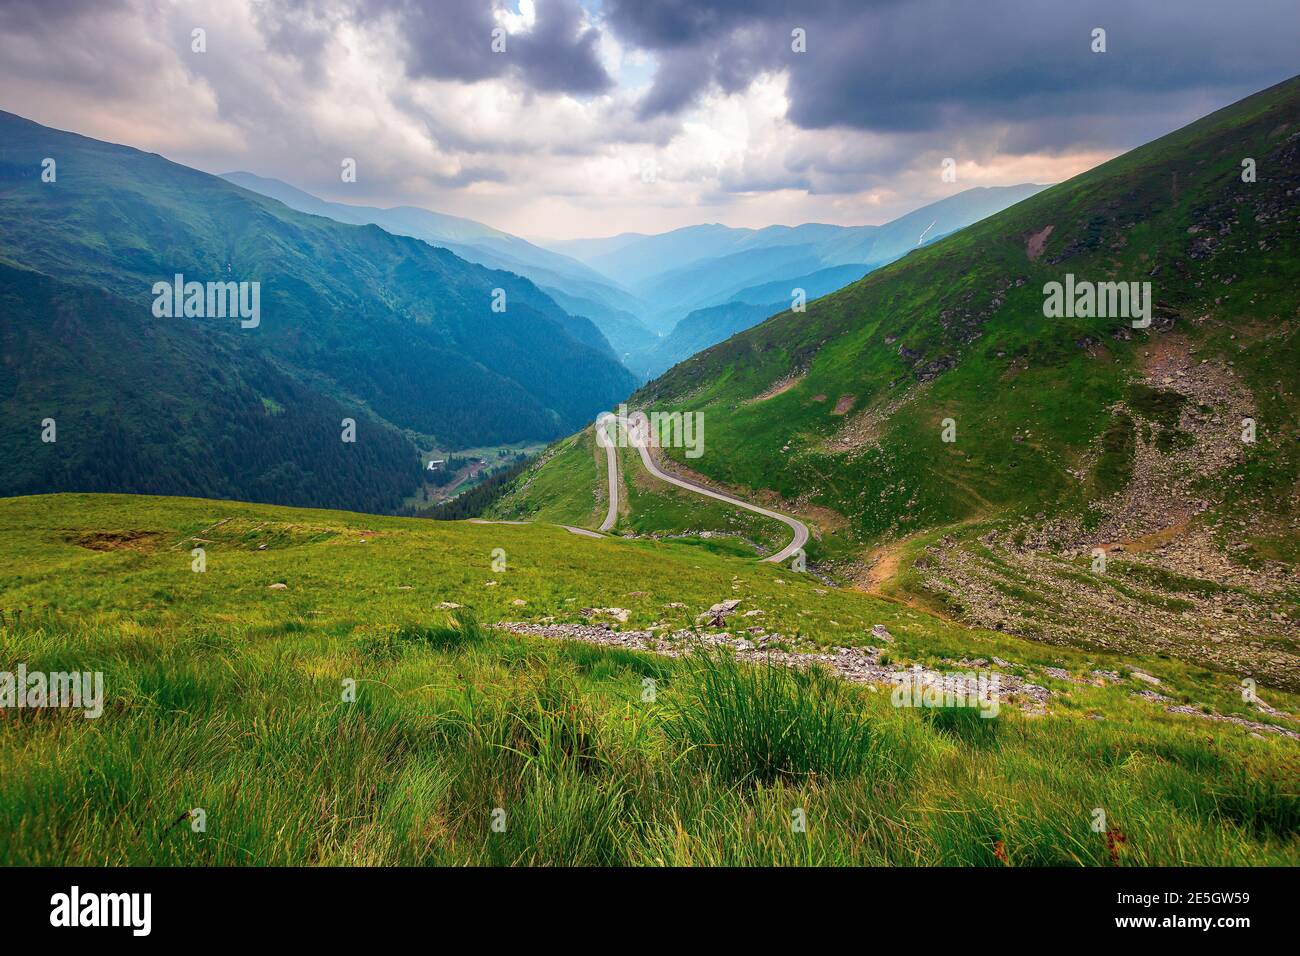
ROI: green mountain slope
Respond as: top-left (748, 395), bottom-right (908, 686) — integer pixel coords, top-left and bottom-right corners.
top-left (503, 75), bottom-right (1300, 688)
top-left (642, 75), bottom-right (1299, 528)
top-left (0, 110), bottom-right (638, 509)
top-left (0, 262), bottom-right (416, 511)
top-left (632, 301), bottom-right (777, 380)
top-left (537, 285), bottom-right (660, 360)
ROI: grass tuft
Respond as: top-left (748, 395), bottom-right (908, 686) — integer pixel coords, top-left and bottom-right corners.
top-left (358, 610), bottom-right (486, 659)
top-left (1208, 757), bottom-right (1300, 840)
top-left (922, 705), bottom-right (1001, 748)
top-left (665, 651), bottom-right (894, 785)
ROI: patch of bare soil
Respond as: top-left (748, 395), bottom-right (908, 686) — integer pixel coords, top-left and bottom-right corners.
top-left (778, 498), bottom-right (848, 533)
top-left (825, 381), bottom-right (931, 452)
top-left (1026, 224), bottom-right (1054, 261)
top-left (1097, 519), bottom-right (1190, 555)
top-left (831, 395), bottom-right (855, 415)
top-left (746, 370), bottom-right (805, 403)
top-left (861, 541), bottom-right (907, 595)
top-left (66, 530), bottom-right (166, 552)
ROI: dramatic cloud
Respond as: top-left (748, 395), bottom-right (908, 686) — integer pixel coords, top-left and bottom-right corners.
top-left (606, 0), bottom-right (1298, 147)
top-left (353, 0), bottom-right (611, 93)
top-left (0, 0), bottom-right (1294, 237)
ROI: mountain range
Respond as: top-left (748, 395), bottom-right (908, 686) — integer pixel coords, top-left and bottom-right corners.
top-left (0, 110), bottom-right (636, 511)
top-left (603, 184), bottom-right (1047, 376)
top-left (0, 107), bottom-right (1047, 515)
top-left (226, 171), bottom-right (1047, 376)
top-left (219, 171), bottom-right (660, 359)
top-left (540, 182), bottom-right (1047, 332)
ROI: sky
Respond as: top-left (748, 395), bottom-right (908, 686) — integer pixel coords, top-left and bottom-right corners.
top-left (1, 0), bottom-right (1296, 240)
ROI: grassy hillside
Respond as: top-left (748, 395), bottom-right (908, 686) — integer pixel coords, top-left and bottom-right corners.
top-left (1, 492), bottom-right (1296, 865)
top-left (507, 75), bottom-right (1300, 690)
top-left (631, 300), bottom-right (777, 379)
top-left (643, 76), bottom-right (1299, 526)
top-left (0, 110), bottom-right (636, 511)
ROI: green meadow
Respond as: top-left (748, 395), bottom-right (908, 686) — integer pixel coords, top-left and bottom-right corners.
top-left (1, 493), bottom-right (1295, 865)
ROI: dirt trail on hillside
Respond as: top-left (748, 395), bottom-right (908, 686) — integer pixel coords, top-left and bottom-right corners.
top-left (862, 542), bottom-right (906, 594)
top-left (746, 371), bottom-right (805, 403)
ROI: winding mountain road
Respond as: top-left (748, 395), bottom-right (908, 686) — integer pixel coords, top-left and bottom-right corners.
top-left (467, 413), bottom-right (809, 565)
top-left (595, 413), bottom-right (620, 532)
top-left (601, 412), bottom-right (809, 565)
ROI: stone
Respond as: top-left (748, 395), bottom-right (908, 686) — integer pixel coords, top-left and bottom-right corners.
top-left (583, 607), bottom-right (630, 624)
top-left (697, 599), bottom-right (742, 626)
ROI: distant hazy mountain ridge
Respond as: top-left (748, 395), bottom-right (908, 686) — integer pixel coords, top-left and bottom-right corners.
top-left (225, 172), bottom-right (1045, 379)
top-left (596, 185), bottom-right (1048, 376)
top-left (221, 171), bottom-right (658, 359)
top-left (540, 183), bottom-right (1047, 333)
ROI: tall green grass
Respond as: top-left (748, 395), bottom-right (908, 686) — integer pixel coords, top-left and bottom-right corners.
top-left (357, 610), bottom-right (486, 660)
top-left (922, 704), bottom-right (1001, 748)
top-left (665, 651), bottom-right (906, 785)
top-left (0, 615), bottom-right (1296, 865)
top-left (2, 494), bottom-right (1297, 866)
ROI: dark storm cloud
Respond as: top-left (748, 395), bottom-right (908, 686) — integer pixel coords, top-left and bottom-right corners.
top-left (634, 46), bottom-right (715, 116)
top-left (511, 0), bottom-right (610, 93)
top-left (2, 0), bottom-right (1294, 225)
top-left (354, 0), bottom-right (611, 94)
top-left (602, 0), bottom-right (820, 50)
top-left (630, 22), bottom-right (785, 119)
top-left (0, 0), bottom-right (124, 31)
top-left (606, 0), bottom-right (1300, 147)
top-left (353, 0), bottom-right (498, 83)
top-left (781, 0), bottom-right (1300, 138)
